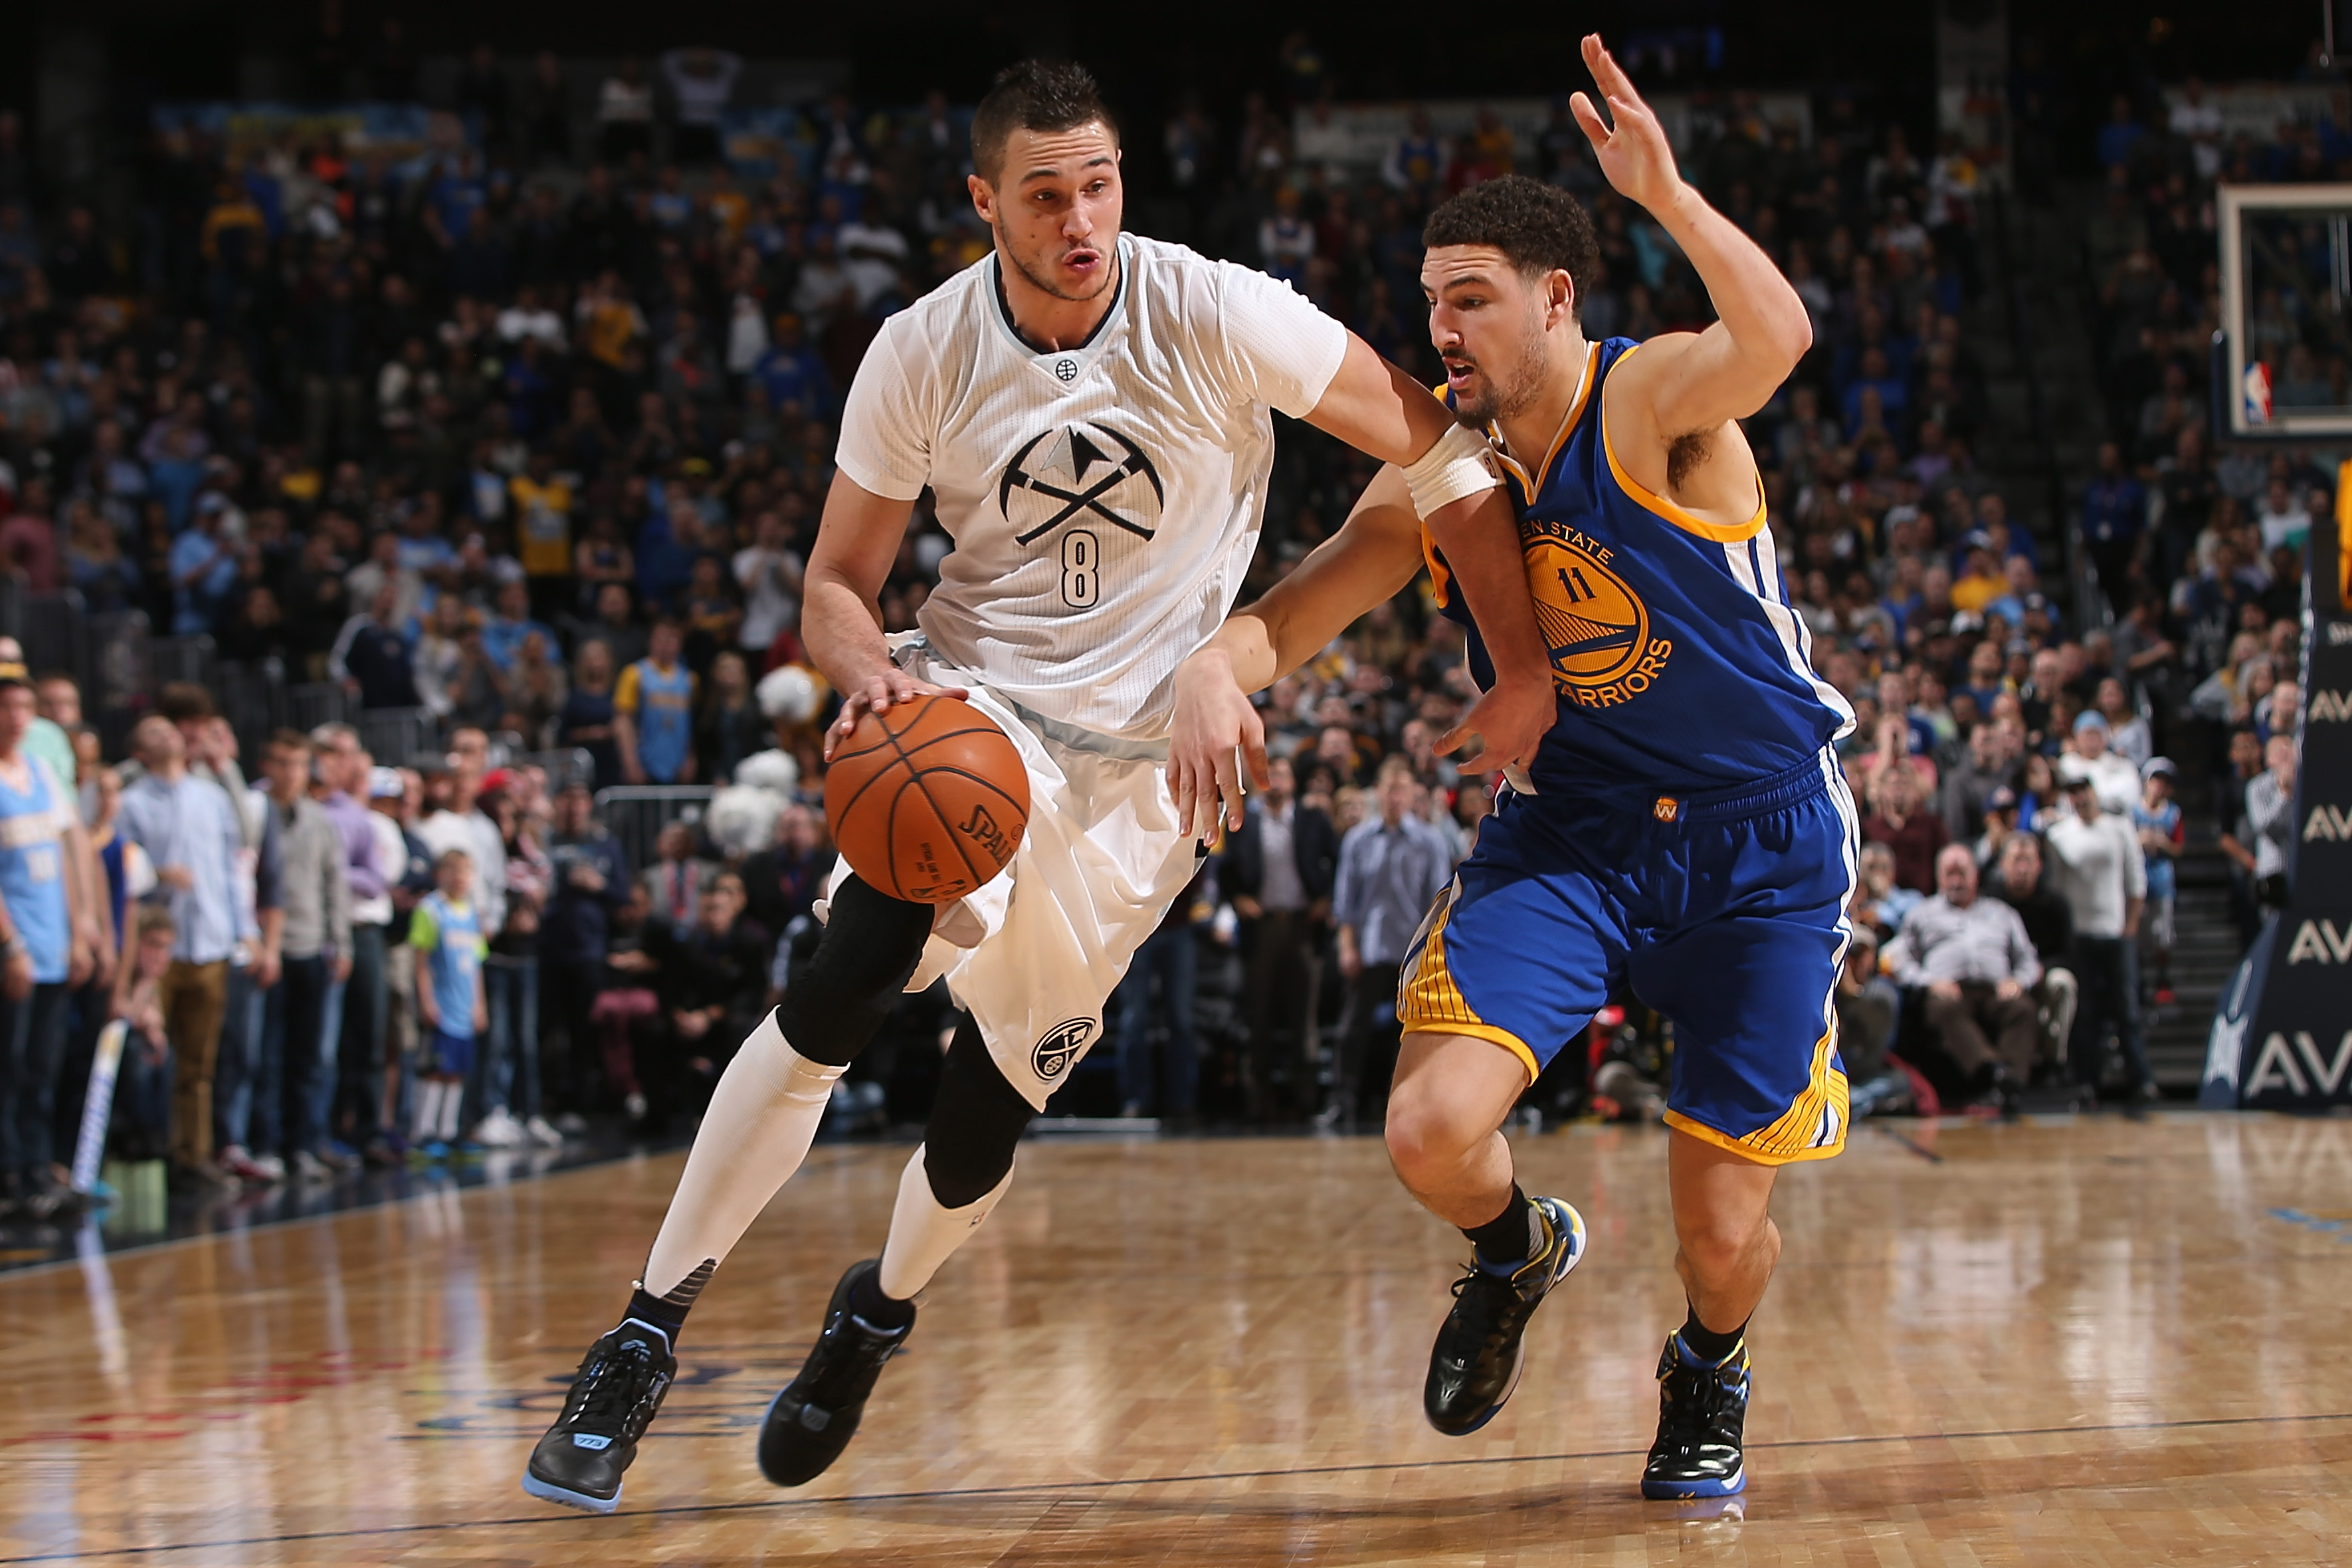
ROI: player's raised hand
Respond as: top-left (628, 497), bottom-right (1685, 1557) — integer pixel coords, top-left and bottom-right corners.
top-left (1167, 648), bottom-right (1270, 842)
top-left (1436, 672), bottom-right (1555, 775)
top-left (1570, 34), bottom-right (1683, 213)
top-left (823, 668), bottom-right (971, 762)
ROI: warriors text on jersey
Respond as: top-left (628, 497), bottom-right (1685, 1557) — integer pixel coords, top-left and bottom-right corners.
top-left (835, 232), bottom-right (1349, 740)
top-left (1424, 336), bottom-right (1854, 799)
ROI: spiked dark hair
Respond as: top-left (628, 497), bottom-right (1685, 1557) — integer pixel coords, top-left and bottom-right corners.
top-left (1422, 175), bottom-right (1600, 318)
top-left (971, 59), bottom-right (1120, 184)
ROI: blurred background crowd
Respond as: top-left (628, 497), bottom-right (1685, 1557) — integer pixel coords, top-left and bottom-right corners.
top-left (0, 5), bottom-right (2331, 1219)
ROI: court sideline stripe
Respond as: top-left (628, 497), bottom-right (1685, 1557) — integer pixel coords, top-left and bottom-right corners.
top-left (0, 1146), bottom-right (899, 1284)
top-left (8, 1408), bottom-right (2351, 1563)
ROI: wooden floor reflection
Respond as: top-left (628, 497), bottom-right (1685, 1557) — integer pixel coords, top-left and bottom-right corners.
top-left (3, 1114), bottom-right (2349, 1565)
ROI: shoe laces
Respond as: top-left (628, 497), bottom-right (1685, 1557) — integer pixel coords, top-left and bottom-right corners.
top-left (1449, 1206), bottom-right (1556, 1309)
top-left (570, 1333), bottom-right (668, 1437)
top-left (1657, 1345), bottom-right (1743, 1452)
top-left (1444, 1260), bottom-right (1530, 1352)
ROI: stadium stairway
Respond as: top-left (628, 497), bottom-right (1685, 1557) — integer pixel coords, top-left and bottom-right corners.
top-left (1977, 187), bottom-right (2109, 554)
top-left (2147, 841), bottom-right (2240, 1090)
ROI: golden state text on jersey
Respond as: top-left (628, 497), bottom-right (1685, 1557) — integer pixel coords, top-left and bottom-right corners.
top-left (1424, 337), bottom-right (1853, 799)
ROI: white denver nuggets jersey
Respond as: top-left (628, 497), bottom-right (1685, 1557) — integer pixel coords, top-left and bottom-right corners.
top-left (834, 232), bottom-right (1349, 739)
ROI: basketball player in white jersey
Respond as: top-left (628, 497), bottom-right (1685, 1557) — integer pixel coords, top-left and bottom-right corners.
top-left (524, 60), bottom-right (1555, 1513)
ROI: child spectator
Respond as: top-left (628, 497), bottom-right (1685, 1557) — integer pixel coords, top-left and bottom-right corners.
top-left (409, 848), bottom-right (488, 1158)
top-left (2133, 759), bottom-right (2183, 1006)
top-left (112, 908), bottom-right (180, 1163)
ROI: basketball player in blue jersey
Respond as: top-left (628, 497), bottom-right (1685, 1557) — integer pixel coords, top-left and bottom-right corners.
top-left (1169, 35), bottom-right (1851, 1500)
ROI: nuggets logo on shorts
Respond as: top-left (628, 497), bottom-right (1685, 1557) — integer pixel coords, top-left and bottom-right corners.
top-left (1521, 517), bottom-right (1672, 708)
top-left (1031, 1017), bottom-right (1096, 1081)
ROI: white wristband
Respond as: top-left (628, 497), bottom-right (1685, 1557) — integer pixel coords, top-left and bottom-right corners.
top-left (1401, 422), bottom-right (1504, 520)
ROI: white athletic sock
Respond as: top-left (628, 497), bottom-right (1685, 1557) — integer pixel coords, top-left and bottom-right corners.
top-left (438, 1079), bottom-right (464, 1141)
top-left (640, 1011), bottom-right (847, 1300)
top-left (413, 1080), bottom-right (444, 1144)
top-left (876, 1145), bottom-right (1013, 1301)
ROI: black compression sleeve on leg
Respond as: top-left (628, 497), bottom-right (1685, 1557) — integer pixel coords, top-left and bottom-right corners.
top-left (771, 876), bottom-right (937, 1068)
top-left (922, 1015), bottom-right (1036, 1209)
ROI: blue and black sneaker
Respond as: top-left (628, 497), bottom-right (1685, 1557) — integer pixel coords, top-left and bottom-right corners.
top-left (1641, 1331), bottom-right (1751, 1498)
top-left (522, 1319), bottom-right (678, 1514)
top-left (1422, 1195), bottom-right (1587, 1435)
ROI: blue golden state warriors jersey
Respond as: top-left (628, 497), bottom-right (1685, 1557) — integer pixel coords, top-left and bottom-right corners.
top-left (1426, 337), bottom-right (1852, 799)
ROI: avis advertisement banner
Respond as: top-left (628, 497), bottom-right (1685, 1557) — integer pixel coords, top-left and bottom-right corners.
top-left (2205, 511), bottom-right (2352, 1109)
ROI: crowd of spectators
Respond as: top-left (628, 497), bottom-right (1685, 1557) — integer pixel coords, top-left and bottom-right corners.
top-left (2069, 86), bottom-right (2321, 938)
top-left (1797, 78), bottom-right (2331, 1121)
top-left (0, 39), bottom-right (2325, 1208)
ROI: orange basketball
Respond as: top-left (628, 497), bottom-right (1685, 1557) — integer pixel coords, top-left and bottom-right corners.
top-left (823, 694), bottom-right (1031, 904)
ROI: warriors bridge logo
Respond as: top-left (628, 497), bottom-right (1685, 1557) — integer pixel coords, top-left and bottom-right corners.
top-left (1521, 518), bottom-right (1672, 708)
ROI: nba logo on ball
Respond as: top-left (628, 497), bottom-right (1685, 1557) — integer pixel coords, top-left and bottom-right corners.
top-left (1032, 1018), bottom-right (1096, 1081)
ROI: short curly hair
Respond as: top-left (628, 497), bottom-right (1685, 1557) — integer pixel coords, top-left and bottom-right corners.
top-left (1422, 175), bottom-right (1600, 319)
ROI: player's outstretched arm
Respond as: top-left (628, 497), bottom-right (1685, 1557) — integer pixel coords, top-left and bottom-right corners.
top-left (1167, 468), bottom-right (1424, 838)
top-left (804, 470), bottom-right (968, 760)
top-left (1571, 34), bottom-right (1811, 481)
top-left (1303, 335), bottom-right (1555, 771)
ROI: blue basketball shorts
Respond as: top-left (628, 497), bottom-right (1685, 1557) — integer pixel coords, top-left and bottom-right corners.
top-left (1397, 749), bottom-right (1860, 1165)
top-left (428, 1027), bottom-right (477, 1079)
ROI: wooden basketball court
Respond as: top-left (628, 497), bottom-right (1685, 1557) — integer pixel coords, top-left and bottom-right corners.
top-left (2, 1114), bottom-right (2347, 1565)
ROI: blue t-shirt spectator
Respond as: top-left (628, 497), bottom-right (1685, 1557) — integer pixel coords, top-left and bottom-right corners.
top-left (2134, 797), bottom-right (2182, 902)
top-left (0, 754), bottom-right (76, 983)
top-left (634, 506), bottom-right (698, 611)
top-left (330, 609), bottom-right (424, 710)
top-left (542, 829), bottom-right (631, 967)
top-left (482, 611), bottom-right (560, 675)
top-left (428, 165), bottom-right (488, 245)
top-left (2082, 471), bottom-right (2147, 544)
top-left (2096, 103), bottom-right (2147, 171)
top-left (118, 769), bottom-right (255, 966)
top-left (1843, 372), bottom-right (1908, 436)
top-left (755, 340), bottom-right (833, 418)
top-left (396, 530), bottom-right (456, 578)
top-left (168, 513), bottom-right (239, 635)
top-left (413, 891), bottom-right (486, 1040)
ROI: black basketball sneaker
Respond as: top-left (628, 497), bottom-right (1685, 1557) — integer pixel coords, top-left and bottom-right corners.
top-left (757, 1259), bottom-right (913, 1486)
top-left (1422, 1195), bottom-right (1587, 1435)
top-left (521, 1319), bottom-right (678, 1514)
top-left (1642, 1330), bottom-right (1751, 1498)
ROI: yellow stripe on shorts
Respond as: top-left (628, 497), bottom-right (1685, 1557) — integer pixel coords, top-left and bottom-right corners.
top-left (1395, 880), bottom-right (1541, 1080)
top-left (1663, 1023), bottom-right (1851, 1166)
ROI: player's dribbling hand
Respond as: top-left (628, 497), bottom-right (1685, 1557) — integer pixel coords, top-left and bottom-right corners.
top-left (1167, 649), bottom-right (1269, 842)
top-left (1435, 673), bottom-right (1553, 775)
top-left (823, 668), bottom-right (971, 762)
top-left (1570, 34), bottom-right (1683, 214)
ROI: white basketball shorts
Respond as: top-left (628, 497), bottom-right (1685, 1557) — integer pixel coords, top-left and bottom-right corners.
top-left (820, 635), bottom-right (1203, 1110)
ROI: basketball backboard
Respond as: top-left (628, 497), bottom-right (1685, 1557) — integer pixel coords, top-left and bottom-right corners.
top-left (2220, 184), bottom-right (2352, 438)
